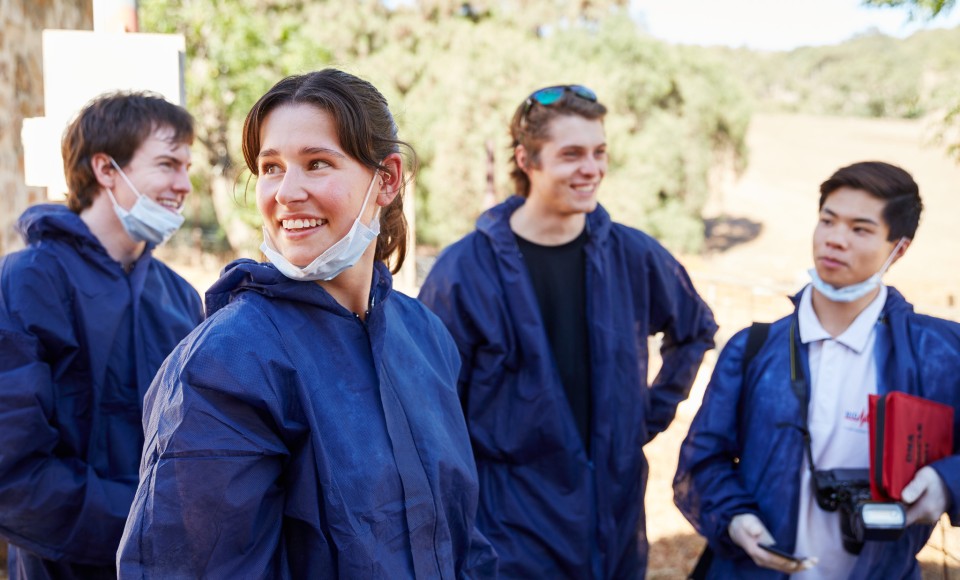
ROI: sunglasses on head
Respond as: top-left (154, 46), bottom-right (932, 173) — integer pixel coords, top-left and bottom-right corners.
top-left (522, 85), bottom-right (598, 118)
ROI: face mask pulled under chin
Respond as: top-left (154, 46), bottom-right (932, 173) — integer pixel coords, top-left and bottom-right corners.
top-left (106, 158), bottom-right (185, 245)
top-left (808, 237), bottom-right (907, 303)
top-left (261, 172), bottom-right (382, 282)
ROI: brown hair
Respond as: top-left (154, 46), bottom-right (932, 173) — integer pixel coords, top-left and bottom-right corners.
top-left (819, 161), bottom-right (923, 241)
top-left (509, 89), bottom-right (607, 197)
top-left (61, 91), bottom-right (194, 213)
top-left (241, 69), bottom-right (415, 273)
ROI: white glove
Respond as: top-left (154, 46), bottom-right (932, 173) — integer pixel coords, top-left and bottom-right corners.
top-left (902, 466), bottom-right (950, 525)
top-left (728, 513), bottom-right (818, 573)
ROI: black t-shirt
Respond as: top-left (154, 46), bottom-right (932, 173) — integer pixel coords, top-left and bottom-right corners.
top-left (515, 227), bottom-right (592, 453)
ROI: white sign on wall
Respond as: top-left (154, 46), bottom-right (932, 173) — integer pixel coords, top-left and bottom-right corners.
top-left (22, 30), bottom-right (185, 200)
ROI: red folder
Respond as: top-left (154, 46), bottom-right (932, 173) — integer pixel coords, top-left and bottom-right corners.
top-left (868, 391), bottom-right (954, 501)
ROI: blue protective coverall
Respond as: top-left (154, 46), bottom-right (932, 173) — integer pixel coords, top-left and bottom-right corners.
top-left (674, 288), bottom-right (960, 579)
top-left (418, 196), bottom-right (718, 578)
top-left (0, 204), bottom-right (203, 579)
top-left (117, 259), bottom-right (497, 579)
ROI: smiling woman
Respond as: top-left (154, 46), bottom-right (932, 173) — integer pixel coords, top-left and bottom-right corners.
top-left (116, 69), bottom-right (497, 579)
top-left (252, 103), bottom-right (392, 294)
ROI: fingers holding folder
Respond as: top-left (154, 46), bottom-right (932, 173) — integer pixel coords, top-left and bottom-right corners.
top-left (901, 466), bottom-right (949, 525)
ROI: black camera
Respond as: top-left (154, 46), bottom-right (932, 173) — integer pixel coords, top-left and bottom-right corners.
top-left (813, 468), bottom-right (906, 554)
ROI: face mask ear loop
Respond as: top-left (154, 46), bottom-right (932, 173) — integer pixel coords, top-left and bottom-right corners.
top-left (877, 237), bottom-right (908, 277)
top-left (104, 187), bottom-right (124, 211)
top-left (261, 226), bottom-right (280, 252)
top-left (108, 157), bottom-right (146, 202)
top-left (357, 170), bottom-right (383, 228)
top-left (103, 158), bottom-right (128, 211)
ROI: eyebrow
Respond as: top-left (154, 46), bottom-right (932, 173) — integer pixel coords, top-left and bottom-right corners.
top-left (257, 146), bottom-right (346, 160)
top-left (556, 144), bottom-right (603, 153)
top-left (154, 153), bottom-right (189, 165)
top-left (821, 207), bottom-right (880, 226)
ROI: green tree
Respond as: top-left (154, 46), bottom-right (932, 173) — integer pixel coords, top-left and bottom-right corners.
top-left (863, 0), bottom-right (960, 162)
top-left (141, 0), bottom-right (340, 253)
top-left (141, 0), bottom-right (749, 255)
top-left (863, 0), bottom-right (956, 18)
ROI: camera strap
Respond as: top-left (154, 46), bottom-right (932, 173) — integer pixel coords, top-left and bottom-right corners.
top-left (788, 320), bottom-right (819, 476)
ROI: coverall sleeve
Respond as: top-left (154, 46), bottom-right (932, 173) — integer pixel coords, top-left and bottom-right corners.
top-left (419, 252), bottom-right (487, 396)
top-left (912, 317), bottom-right (960, 526)
top-left (927, 351), bottom-right (960, 525)
top-left (673, 330), bottom-right (763, 558)
top-left (0, 258), bottom-right (135, 564)
top-left (117, 317), bottom-right (294, 578)
top-left (643, 245), bottom-right (718, 439)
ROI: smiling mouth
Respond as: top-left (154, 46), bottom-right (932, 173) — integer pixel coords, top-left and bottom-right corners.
top-left (158, 199), bottom-right (181, 212)
top-left (282, 218), bottom-right (326, 230)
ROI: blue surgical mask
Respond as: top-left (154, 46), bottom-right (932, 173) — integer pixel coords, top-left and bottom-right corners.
top-left (808, 237), bottom-right (907, 303)
top-left (106, 158), bottom-right (185, 245)
top-left (261, 171), bottom-right (382, 282)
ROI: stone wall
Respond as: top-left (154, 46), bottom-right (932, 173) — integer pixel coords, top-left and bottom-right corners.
top-left (0, 0), bottom-right (92, 256)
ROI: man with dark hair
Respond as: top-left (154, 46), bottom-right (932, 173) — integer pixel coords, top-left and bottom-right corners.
top-left (675, 161), bottom-right (960, 578)
top-left (0, 91), bottom-right (203, 579)
top-left (419, 85), bottom-right (718, 578)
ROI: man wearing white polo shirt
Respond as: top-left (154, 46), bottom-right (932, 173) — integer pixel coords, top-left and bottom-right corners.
top-left (674, 161), bottom-right (960, 579)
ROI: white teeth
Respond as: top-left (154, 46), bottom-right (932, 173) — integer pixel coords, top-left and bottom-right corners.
top-left (282, 218), bottom-right (322, 230)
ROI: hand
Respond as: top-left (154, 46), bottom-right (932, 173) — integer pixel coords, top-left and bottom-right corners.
top-left (902, 466), bottom-right (949, 525)
top-left (728, 513), bottom-right (818, 573)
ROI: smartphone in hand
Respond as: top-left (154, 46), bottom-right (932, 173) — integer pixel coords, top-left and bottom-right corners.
top-left (759, 543), bottom-right (807, 563)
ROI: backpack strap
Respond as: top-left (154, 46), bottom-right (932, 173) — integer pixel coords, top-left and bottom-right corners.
top-left (742, 322), bottom-right (771, 372)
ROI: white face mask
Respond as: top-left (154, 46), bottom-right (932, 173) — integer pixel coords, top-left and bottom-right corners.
top-left (105, 158), bottom-right (185, 245)
top-left (808, 237), bottom-right (907, 303)
top-left (261, 171), bottom-right (382, 282)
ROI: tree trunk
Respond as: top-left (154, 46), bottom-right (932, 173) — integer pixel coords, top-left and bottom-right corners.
top-left (209, 167), bottom-right (257, 257)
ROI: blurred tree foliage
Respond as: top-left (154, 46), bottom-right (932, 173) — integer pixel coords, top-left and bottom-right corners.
top-left (712, 26), bottom-right (960, 121)
top-left (864, 0), bottom-right (955, 18)
top-left (715, 0), bottom-right (960, 165)
top-left (141, 0), bottom-right (749, 254)
top-left (861, 0), bottom-right (960, 162)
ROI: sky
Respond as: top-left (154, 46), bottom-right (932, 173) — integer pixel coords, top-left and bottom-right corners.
top-left (632, 0), bottom-right (960, 51)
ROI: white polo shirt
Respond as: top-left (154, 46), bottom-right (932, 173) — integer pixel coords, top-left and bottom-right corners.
top-left (791, 284), bottom-right (887, 580)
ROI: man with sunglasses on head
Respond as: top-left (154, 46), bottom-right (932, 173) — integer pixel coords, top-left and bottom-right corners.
top-left (674, 161), bottom-right (960, 579)
top-left (0, 91), bottom-right (203, 579)
top-left (420, 85), bottom-right (717, 578)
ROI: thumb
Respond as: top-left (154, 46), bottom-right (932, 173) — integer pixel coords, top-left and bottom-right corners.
top-left (744, 515), bottom-right (775, 544)
top-left (901, 468), bottom-right (930, 504)
top-left (743, 516), bottom-right (765, 536)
